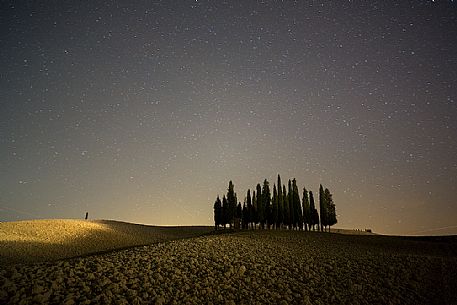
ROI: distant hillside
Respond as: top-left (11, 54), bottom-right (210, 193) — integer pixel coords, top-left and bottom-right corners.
top-left (330, 228), bottom-right (377, 235)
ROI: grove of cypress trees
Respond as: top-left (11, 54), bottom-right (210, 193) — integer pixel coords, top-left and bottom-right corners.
top-left (212, 177), bottom-right (336, 232)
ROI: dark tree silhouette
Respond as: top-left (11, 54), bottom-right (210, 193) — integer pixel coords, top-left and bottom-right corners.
top-left (242, 202), bottom-right (249, 229)
top-left (319, 184), bottom-right (328, 232)
top-left (283, 184), bottom-right (290, 229)
top-left (227, 181), bottom-right (237, 229)
top-left (222, 195), bottom-right (228, 229)
top-left (262, 179), bottom-right (271, 229)
top-left (325, 188), bottom-right (337, 231)
top-left (256, 183), bottom-right (263, 229)
top-left (252, 190), bottom-right (258, 229)
top-left (236, 202), bottom-right (242, 229)
top-left (213, 196), bottom-right (222, 230)
top-left (302, 187), bottom-right (311, 231)
top-left (312, 208), bottom-right (320, 231)
top-left (272, 184), bottom-right (278, 229)
top-left (246, 189), bottom-right (253, 229)
top-left (292, 179), bottom-right (303, 230)
top-left (236, 202), bottom-right (242, 219)
top-left (288, 180), bottom-right (294, 229)
top-left (212, 177), bottom-right (337, 232)
top-left (309, 191), bottom-right (319, 231)
top-left (277, 175), bottom-right (283, 229)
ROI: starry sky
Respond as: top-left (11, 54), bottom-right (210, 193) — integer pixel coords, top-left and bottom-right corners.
top-left (1, 1), bottom-right (456, 235)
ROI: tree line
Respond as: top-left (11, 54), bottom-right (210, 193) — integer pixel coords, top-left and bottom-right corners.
top-left (213, 175), bottom-right (337, 232)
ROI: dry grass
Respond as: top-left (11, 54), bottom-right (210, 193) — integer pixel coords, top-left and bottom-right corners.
top-left (0, 219), bottom-right (212, 265)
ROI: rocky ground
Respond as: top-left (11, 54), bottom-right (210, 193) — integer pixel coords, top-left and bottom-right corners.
top-left (1, 230), bottom-right (456, 305)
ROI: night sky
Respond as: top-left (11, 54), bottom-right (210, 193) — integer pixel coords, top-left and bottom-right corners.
top-left (1, 1), bottom-right (456, 235)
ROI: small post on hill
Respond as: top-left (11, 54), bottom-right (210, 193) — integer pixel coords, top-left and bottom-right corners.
top-left (85, 212), bottom-right (89, 220)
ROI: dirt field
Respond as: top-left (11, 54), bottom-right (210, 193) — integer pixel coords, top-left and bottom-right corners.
top-left (1, 221), bottom-right (456, 304)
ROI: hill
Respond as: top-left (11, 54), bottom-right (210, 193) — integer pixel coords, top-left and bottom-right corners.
top-left (0, 219), bottom-right (212, 265)
top-left (1, 229), bottom-right (456, 304)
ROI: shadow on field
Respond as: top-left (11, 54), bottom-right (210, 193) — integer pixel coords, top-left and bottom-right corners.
top-left (229, 229), bottom-right (457, 258)
top-left (335, 233), bottom-right (457, 258)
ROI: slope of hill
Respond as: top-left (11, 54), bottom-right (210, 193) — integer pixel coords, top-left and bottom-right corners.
top-left (1, 229), bottom-right (456, 304)
top-left (0, 219), bottom-right (212, 265)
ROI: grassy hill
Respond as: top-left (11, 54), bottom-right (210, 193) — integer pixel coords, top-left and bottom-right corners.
top-left (0, 219), bottom-right (212, 265)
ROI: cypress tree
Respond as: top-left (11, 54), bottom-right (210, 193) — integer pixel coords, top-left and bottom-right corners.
top-left (272, 184), bottom-right (278, 229)
top-left (246, 189), bottom-right (252, 229)
top-left (277, 175), bottom-right (283, 229)
top-left (235, 192), bottom-right (238, 220)
top-left (242, 202), bottom-right (248, 229)
top-left (319, 184), bottom-right (327, 232)
top-left (322, 188), bottom-right (328, 232)
top-left (309, 191), bottom-right (319, 231)
top-left (236, 202), bottom-right (242, 229)
top-left (227, 181), bottom-right (237, 229)
top-left (214, 196), bottom-right (222, 230)
top-left (302, 187), bottom-right (311, 231)
top-left (288, 180), bottom-right (294, 229)
top-left (252, 190), bottom-right (258, 229)
top-left (326, 188), bottom-right (337, 231)
top-left (292, 179), bottom-right (303, 230)
top-left (262, 179), bottom-right (271, 229)
top-left (283, 184), bottom-right (289, 229)
top-left (222, 195), bottom-right (228, 229)
top-left (256, 183), bottom-right (263, 229)
top-left (277, 191), bottom-right (283, 229)
top-left (312, 208), bottom-right (320, 231)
